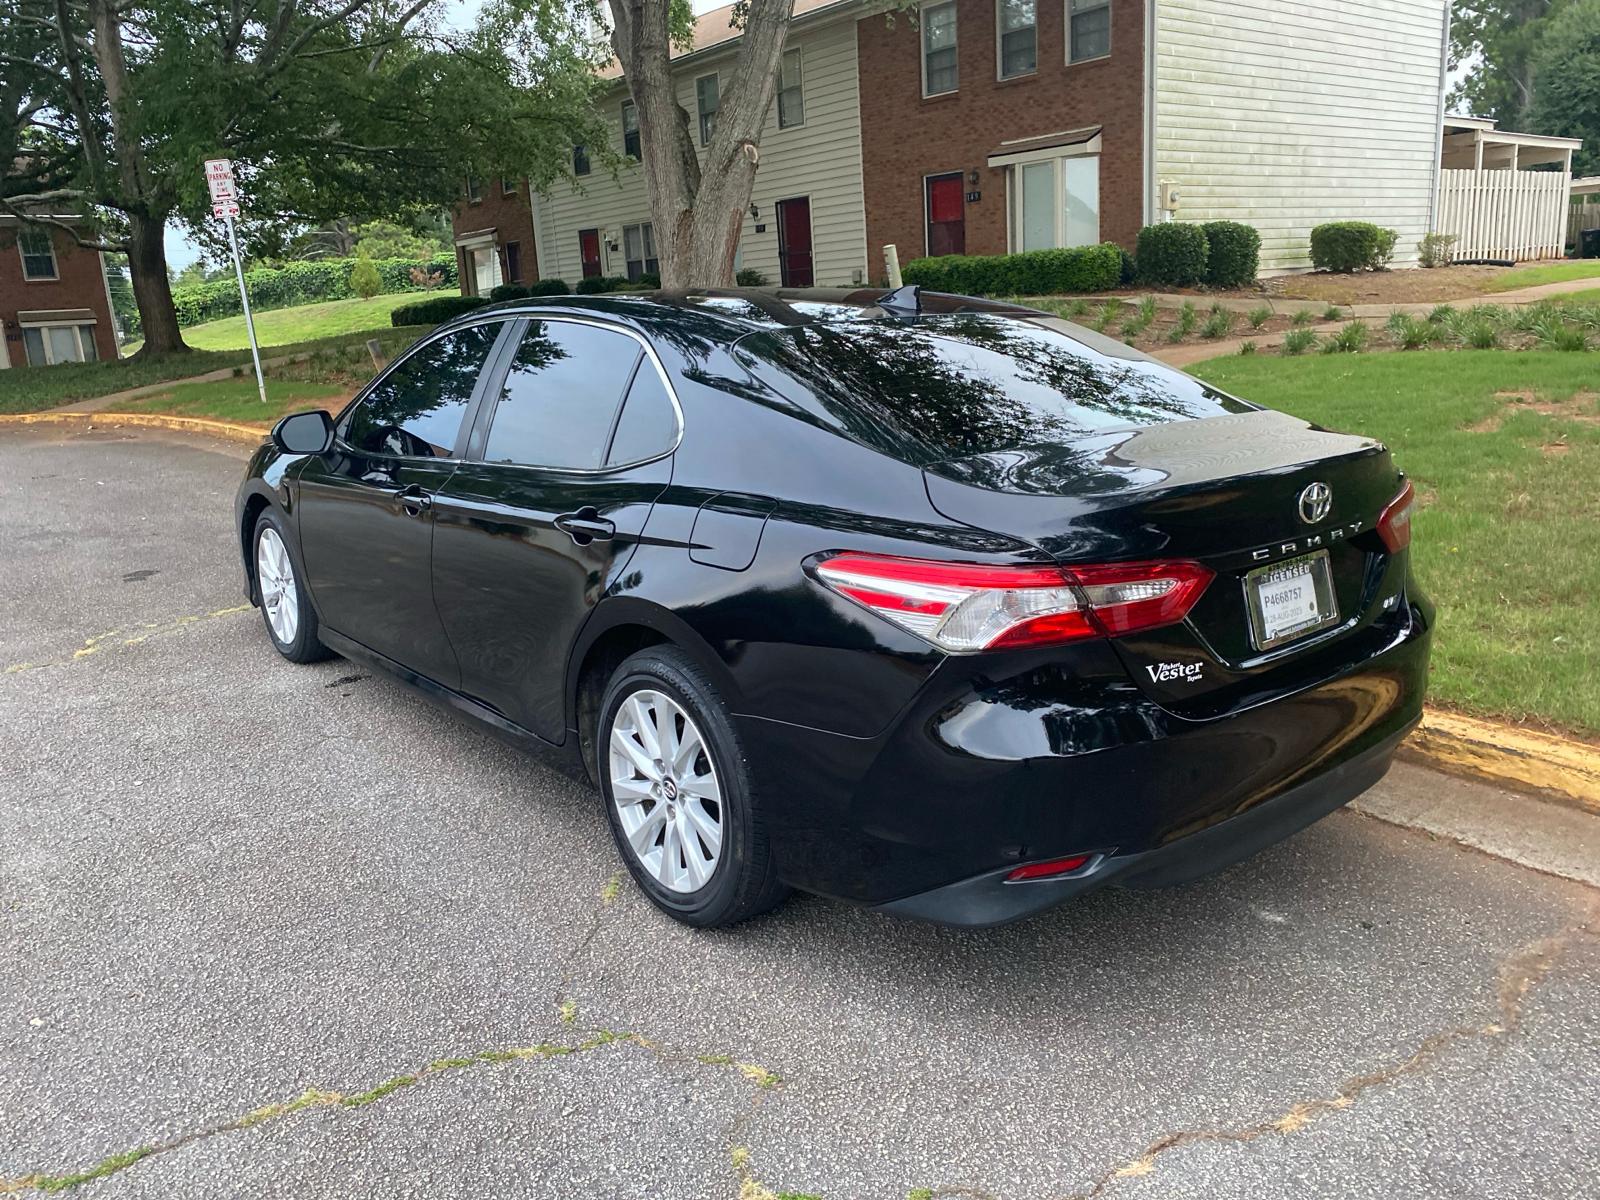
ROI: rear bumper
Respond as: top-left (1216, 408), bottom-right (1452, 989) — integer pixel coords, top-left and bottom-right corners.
top-left (738, 594), bottom-right (1431, 920)
top-left (873, 719), bottom-right (1410, 926)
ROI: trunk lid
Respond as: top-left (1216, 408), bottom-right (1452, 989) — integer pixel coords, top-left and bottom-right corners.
top-left (922, 409), bottom-right (1410, 714)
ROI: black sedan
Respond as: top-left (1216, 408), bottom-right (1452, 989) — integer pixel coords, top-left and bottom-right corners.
top-left (235, 288), bottom-right (1429, 928)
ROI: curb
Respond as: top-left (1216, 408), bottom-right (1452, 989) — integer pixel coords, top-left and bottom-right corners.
top-left (1403, 710), bottom-right (1600, 815)
top-left (5, 411), bottom-right (1599, 815)
top-left (0, 410), bottom-right (267, 446)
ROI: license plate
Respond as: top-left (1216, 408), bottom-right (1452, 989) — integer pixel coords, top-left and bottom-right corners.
top-left (1244, 551), bottom-right (1339, 651)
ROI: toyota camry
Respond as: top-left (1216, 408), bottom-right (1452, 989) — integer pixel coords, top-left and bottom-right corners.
top-left (235, 288), bottom-right (1430, 928)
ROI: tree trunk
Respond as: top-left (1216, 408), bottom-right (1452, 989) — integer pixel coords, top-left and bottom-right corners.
top-left (610, 0), bottom-right (794, 289)
top-left (128, 210), bottom-right (188, 356)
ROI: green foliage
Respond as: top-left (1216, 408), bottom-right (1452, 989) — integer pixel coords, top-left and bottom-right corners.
top-left (1388, 314), bottom-right (1436, 350)
top-left (1309, 222), bottom-right (1399, 272)
top-left (1118, 295), bottom-right (1158, 339)
top-left (575, 275), bottom-right (630, 294)
top-left (901, 243), bottom-right (1124, 296)
top-left (1168, 300), bottom-right (1199, 342)
top-left (1199, 221), bottom-right (1262, 287)
top-left (1136, 223), bottom-right (1210, 287)
top-left (350, 219), bottom-right (451, 262)
top-left (1526, 0), bottom-right (1600, 176)
top-left (1246, 304), bottom-right (1273, 329)
top-left (1418, 232), bottom-right (1460, 268)
top-left (1087, 300), bottom-right (1120, 332)
top-left (348, 255), bottom-right (383, 300)
top-left (391, 295), bottom-right (491, 327)
top-left (1429, 304), bottom-right (1458, 325)
top-left (1465, 319), bottom-right (1502, 349)
top-left (169, 256), bottom-right (455, 327)
top-left (489, 283), bottom-right (531, 301)
top-left (1113, 245), bottom-right (1138, 285)
top-left (1291, 309), bottom-right (1315, 327)
top-left (1283, 327), bottom-right (1318, 355)
top-left (528, 278), bottom-right (572, 296)
top-left (1322, 321), bottom-right (1370, 354)
top-left (735, 267), bottom-right (770, 286)
top-left (1323, 304), bottom-right (1344, 321)
top-left (1238, 339), bottom-right (1258, 356)
top-left (1201, 303), bottom-right (1235, 339)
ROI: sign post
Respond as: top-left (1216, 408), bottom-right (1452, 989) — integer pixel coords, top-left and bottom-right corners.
top-left (204, 158), bottom-right (267, 405)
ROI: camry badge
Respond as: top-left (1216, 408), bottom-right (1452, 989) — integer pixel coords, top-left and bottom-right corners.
top-left (1298, 482), bottom-right (1333, 525)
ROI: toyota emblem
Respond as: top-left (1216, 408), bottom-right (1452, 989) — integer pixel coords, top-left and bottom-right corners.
top-left (1298, 482), bottom-right (1333, 525)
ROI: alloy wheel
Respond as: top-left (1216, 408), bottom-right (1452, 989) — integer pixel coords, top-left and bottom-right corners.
top-left (256, 526), bottom-right (300, 646)
top-left (608, 689), bottom-right (723, 894)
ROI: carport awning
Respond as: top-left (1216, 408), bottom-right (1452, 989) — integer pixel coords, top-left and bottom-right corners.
top-left (987, 126), bottom-right (1102, 169)
top-left (18, 309), bottom-right (96, 326)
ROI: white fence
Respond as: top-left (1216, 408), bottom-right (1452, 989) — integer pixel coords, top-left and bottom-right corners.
top-left (1570, 199), bottom-right (1600, 249)
top-left (1436, 169), bottom-right (1570, 261)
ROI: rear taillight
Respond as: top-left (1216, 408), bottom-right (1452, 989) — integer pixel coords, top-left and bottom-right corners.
top-left (812, 553), bottom-right (1213, 653)
top-left (1377, 481), bottom-right (1415, 554)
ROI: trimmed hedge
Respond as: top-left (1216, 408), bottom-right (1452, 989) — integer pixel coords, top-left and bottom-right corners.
top-left (171, 255), bottom-right (456, 327)
top-left (901, 243), bottom-right (1123, 296)
top-left (488, 283), bottom-right (530, 301)
top-left (1136, 223), bottom-right (1209, 287)
top-left (1309, 222), bottom-right (1398, 273)
top-left (735, 268), bottom-right (770, 286)
top-left (1199, 221), bottom-right (1261, 288)
top-left (390, 295), bottom-right (490, 327)
top-left (528, 278), bottom-right (571, 296)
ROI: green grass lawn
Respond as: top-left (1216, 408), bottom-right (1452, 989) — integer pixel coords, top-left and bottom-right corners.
top-left (1484, 259), bottom-right (1600, 292)
top-left (0, 326), bottom-right (428, 415)
top-left (1193, 350), bottom-right (1600, 736)
top-left (159, 293), bottom-right (424, 352)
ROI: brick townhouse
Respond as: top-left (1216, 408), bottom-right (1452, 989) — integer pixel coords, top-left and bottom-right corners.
top-left (0, 215), bottom-right (119, 369)
top-left (467, 0), bottom-right (1457, 287)
top-left (450, 174), bottom-right (541, 296)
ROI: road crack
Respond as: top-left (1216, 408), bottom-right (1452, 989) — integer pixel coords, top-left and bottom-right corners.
top-left (1051, 899), bottom-right (1599, 1199)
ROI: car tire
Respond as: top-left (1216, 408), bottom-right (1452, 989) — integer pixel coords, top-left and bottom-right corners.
top-left (252, 509), bottom-right (332, 664)
top-left (598, 646), bottom-right (790, 928)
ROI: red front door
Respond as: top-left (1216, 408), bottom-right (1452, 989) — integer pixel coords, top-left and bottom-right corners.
top-left (926, 173), bottom-right (965, 257)
top-left (776, 197), bottom-right (814, 287)
top-left (579, 228), bottom-right (602, 278)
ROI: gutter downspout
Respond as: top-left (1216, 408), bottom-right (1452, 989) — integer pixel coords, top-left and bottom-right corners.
top-left (1144, 0), bottom-right (1158, 226)
top-left (1428, 2), bottom-right (1453, 241)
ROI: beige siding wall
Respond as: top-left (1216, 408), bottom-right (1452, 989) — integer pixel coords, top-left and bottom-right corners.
top-left (531, 16), bottom-right (867, 286)
top-left (1153, 0), bottom-right (1449, 272)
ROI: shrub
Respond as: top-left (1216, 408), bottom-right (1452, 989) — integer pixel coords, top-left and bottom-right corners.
top-left (1087, 300), bottom-right (1120, 333)
top-left (1238, 340), bottom-right (1257, 356)
top-left (1118, 295), bottom-right (1158, 339)
top-left (527, 278), bottom-right (572, 296)
top-left (637, 272), bottom-right (661, 288)
top-left (488, 283), bottom-right (531, 301)
top-left (1246, 304), bottom-right (1272, 330)
top-left (1322, 304), bottom-right (1343, 321)
top-left (575, 275), bottom-right (628, 294)
top-left (1465, 320), bottom-right (1501, 349)
top-left (1167, 300), bottom-right (1199, 342)
top-left (901, 243), bottom-right (1123, 296)
top-left (1388, 314), bottom-right (1434, 350)
top-left (1201, 304), bottom-right (1235, 339)
top-left (1322, 321), bottom-right (1369, 353)
top-left (1309, 222), bottom-right (1398, 273)
top-left (1428, 304), bottom-right (1456, 325)
top-left (1200, 221), bottom-right (1261, 288)
top-left (1283, 328), bottom-right (1318, 355)
top-left (1114, 245), bottom-right (1138, 286)
top-left (1291, 309), bottom-right (1314, 327)
top-left (1136, 223), bottom-right (1210, 287)
top-left (735, 268), bottom-right (770, 286)
top-left (349, 256), bottom-right (383, 300)
top-left (1418, 232), bottom-right (1458, 269)
top-left (390, 294), bottom-right (490, 327)
top-left (169, 254), bottom-right (456, 327)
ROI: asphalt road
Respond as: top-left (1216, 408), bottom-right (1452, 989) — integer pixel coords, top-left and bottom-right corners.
top-left (2, 423), bottom-right (1597, 1199)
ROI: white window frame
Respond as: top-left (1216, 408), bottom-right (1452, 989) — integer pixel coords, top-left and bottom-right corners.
top-left (996, 0), bottom-right (1038, 81)
top-left (623, 221), bottom-right (658, 280)
top-left (20, 320), bottom-right (98, 366)
top-left (17, 226), bottom-right (59, 281)
top-left (777, 48), bottom-right (805, 129)
top-left (920, 1), bottom-right (959, 98)
top-left (1067, 0), bottom-right (1112, 65)
top-left (997, 139), bottom-right (1103, 252)
top-left (696, 73), bottom-right (720, 146)
top-left (621, 99), bottom-right (641, 159)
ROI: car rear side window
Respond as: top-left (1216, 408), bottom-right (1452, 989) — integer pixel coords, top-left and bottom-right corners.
top-left (733, 316), bottom-right (1252, 463)
top-left (606, 364), bottom-right (678, 466)
top-left (343, 322), bottom-right (501, 458)
top-left (483, 321), bottom-right (642, 470)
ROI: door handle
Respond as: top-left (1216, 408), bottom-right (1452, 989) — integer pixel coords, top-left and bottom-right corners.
top-left (395, 486), bottom-right (434, 517)
top-left (555, 507), bottom-right (615, 545)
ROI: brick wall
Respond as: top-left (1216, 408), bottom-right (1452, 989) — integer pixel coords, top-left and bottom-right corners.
top-left (0, 224), bottom-right (118, 366)
top-left (450, 177), bottom-right (541, 292)
top-left (857, 0), bottom-right (1145, 274)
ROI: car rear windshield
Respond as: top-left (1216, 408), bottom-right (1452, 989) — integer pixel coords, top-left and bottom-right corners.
top-left (732, 315), bottom-right (1253, 463)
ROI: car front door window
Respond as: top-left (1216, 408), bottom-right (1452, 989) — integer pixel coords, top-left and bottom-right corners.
top-left (344, 323), bottom-right (501, 459)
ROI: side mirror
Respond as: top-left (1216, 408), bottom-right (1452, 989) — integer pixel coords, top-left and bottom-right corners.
top-left (271, 410), bottom-right (335, 456)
